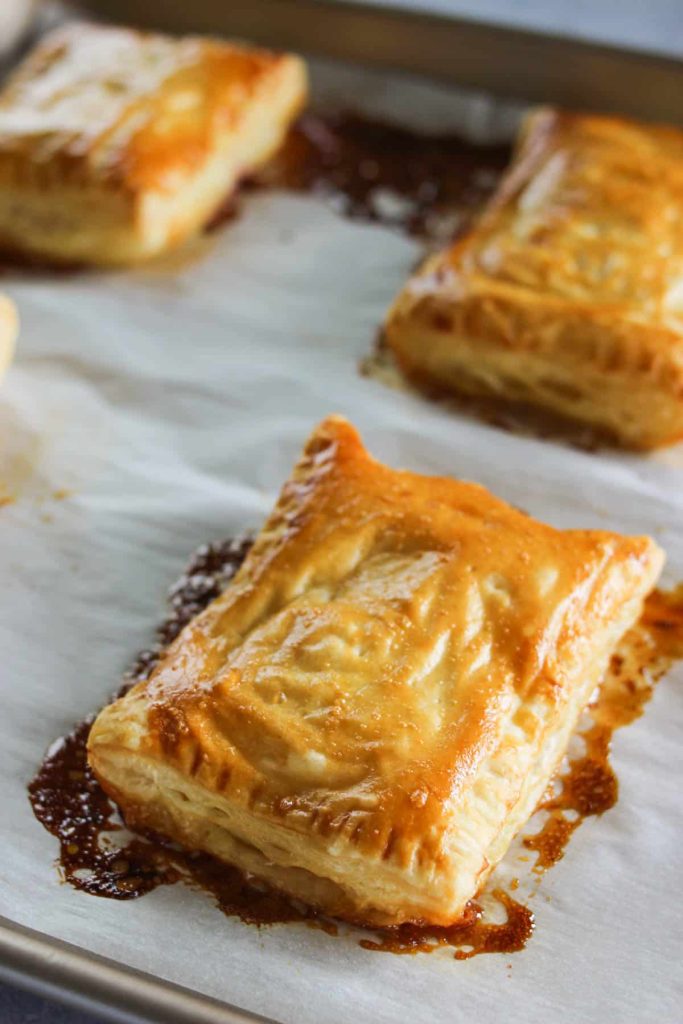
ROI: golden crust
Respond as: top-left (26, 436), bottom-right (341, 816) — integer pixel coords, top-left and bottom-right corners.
top-left (385, 108), bottom-right (683, 449)
top-left (88, 416), bottom-right (663, 926)
top-left (0, 293), bottom-right (18, 381)
top-left (0, 23), bottom-right (307, 264)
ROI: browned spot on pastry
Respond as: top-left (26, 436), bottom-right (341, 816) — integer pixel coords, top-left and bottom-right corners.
top-left (432, 311), bottom-right (453, 332)
top-left (190, 746), bottom-right (204, 776)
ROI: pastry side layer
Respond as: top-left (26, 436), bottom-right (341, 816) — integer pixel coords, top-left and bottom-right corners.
top-left (0, 293), bottom-right (18, 380)
top-left (89, 416), bottom-right (664, 925)
top-left (385, 108), bottom-right (683, 449)
top-left (0, 23), bottom-right (307, 264)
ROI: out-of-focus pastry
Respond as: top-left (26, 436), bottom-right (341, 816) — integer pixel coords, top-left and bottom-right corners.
top-left (385, 108), bottom-right (683, 450)
top-left (88, 416), bottom-right (663, 927)
top-left (0, 294), bottom-right (18, 379)
top-left (0, 23), bottom-right (307, 265)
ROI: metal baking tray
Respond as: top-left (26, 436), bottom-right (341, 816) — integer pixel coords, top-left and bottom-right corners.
top-left (79, 0), bottom-right (683, 124)
top-left (2, 4), bottom-right (682, 1024)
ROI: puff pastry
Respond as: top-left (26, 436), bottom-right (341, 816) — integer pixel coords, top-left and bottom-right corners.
top-left (0, 23), bottom-right (306, 265)
top-left (385, 108), bottom-right (683, 449)
top-left (88, 416), bottom-right (663, 926)
top-left (0, 293), bottom-right (18, 380)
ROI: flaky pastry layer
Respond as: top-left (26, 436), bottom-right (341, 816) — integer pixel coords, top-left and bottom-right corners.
top-left (89, 417), bottom-right (663, 925)
top-left (0, 23), bottom-right (307, 265)
top-left (385, 108), bottom-right (683, 449)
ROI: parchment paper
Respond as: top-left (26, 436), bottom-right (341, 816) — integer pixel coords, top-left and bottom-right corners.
top-left (0, 57), bottom-right (681, 1024)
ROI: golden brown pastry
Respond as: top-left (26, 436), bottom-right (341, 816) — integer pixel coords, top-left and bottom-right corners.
top-left (88, 416), bottom-right (663, 927)
top-left (0, 23), bottom-right (307, 265)
top-left (0, 293), bottom-right (18, 380)
top-left (385, 108), bottom-right (683, 450)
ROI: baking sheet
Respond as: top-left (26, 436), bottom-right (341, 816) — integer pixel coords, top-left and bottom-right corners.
top-left (0, 56), bottom-right (682, 1024)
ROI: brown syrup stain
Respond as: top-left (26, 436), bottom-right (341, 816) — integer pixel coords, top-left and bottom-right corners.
top-left (29, 712), bottom-right (334, 930)
top-left (0, 429), bottom-right (45, 502)
top-left (28, 537), bottom-right (335, 933)
top-left (360, 891), bottom-right (534, 959)
top-left (252, 111), bottom-right (510, 243)
top-left (27, 538), bottom-right (312, 925)
top-left (28, 716), bottom-right (181, 900)
top-left (28, 535), bottom-right (683, 959)
top-left (0, 248), bottom-right (86, 277)
top-left (29, 539), bottom-right (249, 897)
top-left (126, 536), bottom-right (254, 680)
top-left (204, 193), bottom-right (243, 235)
top-left (523, 585), bottom-right (683, 870)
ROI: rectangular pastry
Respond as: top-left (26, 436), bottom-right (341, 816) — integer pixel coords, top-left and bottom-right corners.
top-left (385, 108), bottom-right (683, 450)
top-left (0, 23), bottom-right (306, 265)
top-left (0, 293), bottom-right (17, 380)
top-left (88, 416), bottom-right (663, 927)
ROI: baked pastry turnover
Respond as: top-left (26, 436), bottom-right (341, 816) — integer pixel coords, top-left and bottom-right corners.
top-left (0, 293), bottom-right (18, 381)
top-left (385, 108), bottom-right (683, 449)
top-left (0, 23), bottom-right (306, 265)
top-left (89, 416), bottom-right (663, 926)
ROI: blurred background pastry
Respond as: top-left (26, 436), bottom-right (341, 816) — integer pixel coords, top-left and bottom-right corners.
top-left (0, 295), bottom-right (18, 381)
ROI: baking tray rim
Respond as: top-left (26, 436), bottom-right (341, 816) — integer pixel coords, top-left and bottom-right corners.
top-left (77, 0), bottom-right (683, 124)
top-left (0, 913), bottom-right (274, 1024)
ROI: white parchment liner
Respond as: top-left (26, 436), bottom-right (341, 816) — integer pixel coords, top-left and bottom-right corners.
top-left (0, 57), bottom-right (681, 1024)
